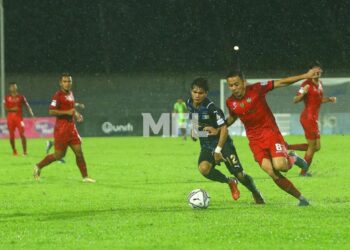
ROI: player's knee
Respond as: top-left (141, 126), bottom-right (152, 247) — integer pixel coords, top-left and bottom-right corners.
top-left (198, 164), bottom-right (211, 176)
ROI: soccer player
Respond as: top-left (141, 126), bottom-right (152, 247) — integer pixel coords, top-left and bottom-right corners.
top-left (33, 73), bottom-right (95, 183)
top-left (173, 98), bottom-right (187, 140)
top-left (3, 82), bottom-right (34, 155)
top-left (45, 102), bottom-right (86, 164)
top-left (218, 68), bottom-right (321, 206)
top-left (187, 77), bottom-right (265, 204)
top-left (287, 62), bottom-right (337, 176)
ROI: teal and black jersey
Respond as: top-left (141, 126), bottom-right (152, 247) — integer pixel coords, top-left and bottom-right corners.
top-left (187, 97), bottom-right (232, 151)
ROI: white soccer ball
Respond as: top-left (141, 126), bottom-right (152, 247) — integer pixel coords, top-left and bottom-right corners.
top-left (188, 189), bottom-right (210, 209)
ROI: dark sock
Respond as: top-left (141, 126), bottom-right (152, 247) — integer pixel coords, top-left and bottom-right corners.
top-left (287, 143), bottom-right (308, 151)
top-left (235, 173), bottom-right (258, 193)
top-left (203, 167), bottom-right (228, 183)
top-left (273, 177), bottom-right (301, 199)
top-left (21, 136), bottom-right (27, 154)
top-left (10, 138), bottom-right (16, 153)
top-left (37, 154), bottom-right (56, 169)
top-left (76, 155), bottom-right (88, 178)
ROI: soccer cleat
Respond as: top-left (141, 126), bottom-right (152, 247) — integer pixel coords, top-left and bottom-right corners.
top-left (298, 198), bottom-right (310, 206)
top-left (289, 151), bottom-right (308, 170)
top-left (45, 140), bottom-right (54, 154)
top-left (33, 165), bottom-right (41, 180)
top-left (13, 151), bottom-right (18, 156)
top-left (299, 170), bottom-right (312, 177)
top-left (82, 177), bottom-right (96, 183)
top-left (252, 191), bottom-right (265, 204)
top-left (58, 159), bottom-right (66, 164)
top-left (228, 177), bottom-right (240, 200)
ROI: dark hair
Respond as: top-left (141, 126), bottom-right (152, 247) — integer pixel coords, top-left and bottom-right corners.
top-left (191, 77), bottom-right (209, 92)
top-left (226, 69), bottom-right (245, 80)
top-left (309, 60), bottom-right (322, 69)
top-left (60, 72), bottom-right (71, 80)
top-left (8, 82), bottom-right (16, 85)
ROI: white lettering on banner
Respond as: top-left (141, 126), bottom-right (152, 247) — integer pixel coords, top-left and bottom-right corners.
top-left (35, 122), bottom-right (54, 134)
top-left (0, 123), bottom-right (9, 135)
top-left (102, 122), bottom-right (134, 134)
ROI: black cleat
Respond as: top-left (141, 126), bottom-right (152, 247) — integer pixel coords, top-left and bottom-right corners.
top-left (252, 191), bottom-right (265, 204)
top-left (298, 198), bottom-right (310, 206)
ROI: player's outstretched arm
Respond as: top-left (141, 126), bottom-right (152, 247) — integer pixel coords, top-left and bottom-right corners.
top-left (274, 68), bottom-right (321, 88)
top-left (322, 96), bottom-right (337, 104)
top-left (214, 124), bottom-right (228, 162)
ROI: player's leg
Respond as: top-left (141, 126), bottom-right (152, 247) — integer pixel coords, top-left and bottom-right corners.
top-left (18, 121), bottom-right (27, 155)
top-left (69, 143), bottom-right (95, 182)
top-left (7, 120), bottom-right (17, 155)
top-left (300, 138), bottom-right (320, 176)
top-left (222, 144), bottom-right (263, 203)
top-left (198, 149), bottom-right (239, 200)
top-left (261, 158), bottom-right (309, 206)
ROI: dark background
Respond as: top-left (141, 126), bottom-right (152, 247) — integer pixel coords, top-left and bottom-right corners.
top-left (5, 0), bottom-right (350, 74)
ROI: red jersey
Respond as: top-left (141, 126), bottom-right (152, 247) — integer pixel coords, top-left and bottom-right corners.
top-left (3, 94), bottom-right (29, 120)
top-left (49, 90), bottom-right (75, 127)
top-left (297, 79), bottom-right (323, 120)
top-left (226, 80), bottom-right (281, 141)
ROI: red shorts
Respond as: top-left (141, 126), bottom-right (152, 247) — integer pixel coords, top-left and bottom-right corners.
top-left (7, 117), bottom-right (25, 137)
top-left (54, 123), bottom-right (81, 151)
top-left (300, 117), bottom-right (320, 140)
top-left (248, 131), bottom-right (288, 165)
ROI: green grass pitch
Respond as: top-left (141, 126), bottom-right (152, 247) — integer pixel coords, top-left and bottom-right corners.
top-left (0, 135), bottom-right (349, 249)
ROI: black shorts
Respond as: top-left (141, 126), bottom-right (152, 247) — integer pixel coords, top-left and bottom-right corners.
top-left (198, 141), bottom-right (244, 174)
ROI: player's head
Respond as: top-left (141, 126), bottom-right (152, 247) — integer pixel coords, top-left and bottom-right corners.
top-left (59, 73), bottom-right (73, 92)
top-left (8, 82), bottom-right (17, 93)
top-left (191, 77), bottom-right (208, 105)
top-left (226, 69), bottom-right (246, 99)
top-left (309, 61), bottom-right (323, 78)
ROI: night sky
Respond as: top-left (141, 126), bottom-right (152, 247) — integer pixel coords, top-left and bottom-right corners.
top-left (4, 0), bottom-right (350, 73)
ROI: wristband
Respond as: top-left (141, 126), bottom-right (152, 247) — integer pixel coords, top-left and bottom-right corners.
top-left (214, 146), bottom-right (222, 154)
top-left (299, 88), bottom-right (305, 94)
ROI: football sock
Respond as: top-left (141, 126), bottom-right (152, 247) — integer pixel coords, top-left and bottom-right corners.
top-left (21, 136), bottom-right (27, 154)
top-left (37, 154), bottom-right (56, 169)
top-left (287, 143), bottom-right (308, 151)
top-left (273, 177), bottom-right (301, 199)
top-left (236, 173), bottom-right (258, 193)
top-left (76, 155), bottom-right (88, 178)
top-left (10, 138), bottom-right (16, 152)
top-left (203, 167), bottom-right (228, 183)
top-left (304, 154), bottom-right (313, 167)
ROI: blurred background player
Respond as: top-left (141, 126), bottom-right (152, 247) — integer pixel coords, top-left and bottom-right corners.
top-left (187, 77), bottom-right (265, 204)
top-left (45, 102), bottom-right (86, 164)
top-left (33, 73), bottom-right (95, 183)
top-left (287, 62), bottom-right (337, 176)
top-left (3, 82), bottom-right (35, 155)
top-left (208, 68), bottom-right (321, 205)
top-left (173, 98), bottom-right (187, 140)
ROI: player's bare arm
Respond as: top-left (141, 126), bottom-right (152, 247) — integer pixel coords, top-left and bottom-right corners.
top-left (322, 97), bottom-right (337, 104)
top-left (75, 103), bottom-right (85, 109)
top-left (274, 68), bottom-right (321, 88)
top-left (49, 108), bottom-right (75, 116)
top-left (75, 111), bottom-right (84, 123)
top-left (214, 124), bottom-right (228, 162)
top-left (293, 85), bottom-right (310, 103)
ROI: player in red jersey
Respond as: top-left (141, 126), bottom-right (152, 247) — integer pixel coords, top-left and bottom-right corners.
top-left (208, 68), bottom-right (320, 205)
top-left (3, 82), bottom-right (34, 155)
top-left (33, 73), bottom-right (95, 183)
top-left (288, 62), bottom-right (336, 176)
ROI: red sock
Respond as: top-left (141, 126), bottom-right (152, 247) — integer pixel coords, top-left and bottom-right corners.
top-left (273, 177), bottom-right (301, 199)
top-left (287, 143), bottom-right (308, 151)
top-left (37, 154), bottom-right (56, 169)
top-left (76, 155), bottom-right (88, 178)
top-left (10, 138), bottom-right (16, 153)
top-left (21, 136), bottom-right (27, 154)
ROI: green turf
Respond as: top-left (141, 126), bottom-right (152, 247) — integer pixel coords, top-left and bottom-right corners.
top-left (0, 135), bottom-right (349, 249)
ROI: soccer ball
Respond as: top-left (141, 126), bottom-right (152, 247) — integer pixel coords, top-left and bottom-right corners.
top-left (188, 189), bottom-right (210, 209)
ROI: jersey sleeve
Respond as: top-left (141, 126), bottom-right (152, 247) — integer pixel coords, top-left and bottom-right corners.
top-left (49, 93), bottom-right (60, 110)
top-left (296, 81), bottom-right (308, 96)
top-left (207, 102), bottom-right (226, 128)
top-left (255, 80), bottom-right (274, 94)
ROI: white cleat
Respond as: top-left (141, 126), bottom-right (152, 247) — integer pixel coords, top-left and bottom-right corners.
top-left (82, 177), bottom-right (96, 183)
top-left (33, 165), bottom-right (41, 180)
